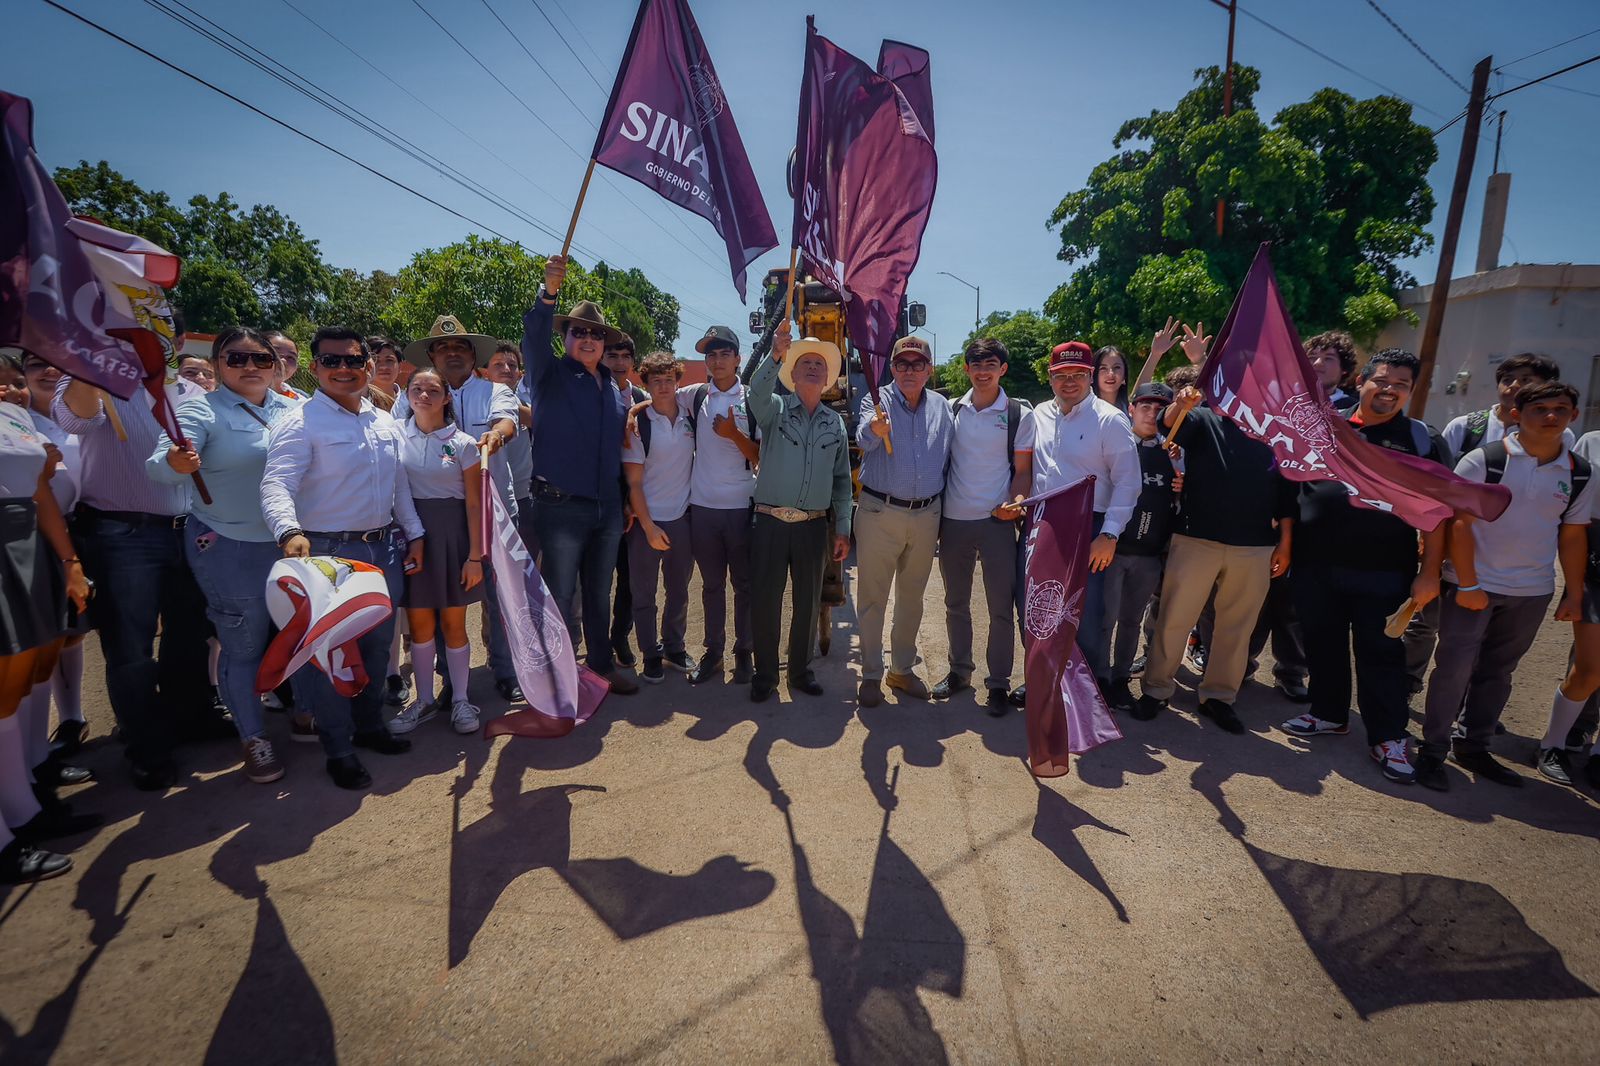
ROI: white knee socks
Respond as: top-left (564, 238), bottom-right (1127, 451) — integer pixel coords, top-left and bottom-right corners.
top-left (52, 642), bottom-right (84, 725)
top-left (1542, 689), bottom-right (1588, 750)
top-left (445, 644), bottom-right (471, 706)
top-left (21, 687), bottom-right (50, 771)
top-left (0, 717), bottom-right (41, 828)
top-left (411, 640), bottom-right (436, 706)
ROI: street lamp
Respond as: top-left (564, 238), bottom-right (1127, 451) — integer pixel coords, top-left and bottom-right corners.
top-left (938, 270), bottom-right (980, 332)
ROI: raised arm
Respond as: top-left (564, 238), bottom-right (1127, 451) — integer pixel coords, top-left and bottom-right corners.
top-left (521, 254), bottom-right (567, 392)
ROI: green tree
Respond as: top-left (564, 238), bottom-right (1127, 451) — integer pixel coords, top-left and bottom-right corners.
top-left (51, 160), bottom-right (188, 251)
top-left (935, 310), bottom-right (1056, 402)
top-left (322, 268), bottom-right (403, 340)
top-left (1044, 67), bottom-right (1436, 351)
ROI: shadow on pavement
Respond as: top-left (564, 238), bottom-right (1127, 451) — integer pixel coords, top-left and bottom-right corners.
top-left (202, 894), bottom-right (338, 1065)
top-left (1030, 779), bottom-right (1130, 924)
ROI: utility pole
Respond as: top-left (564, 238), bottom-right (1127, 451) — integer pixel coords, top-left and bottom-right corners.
top-left (1411, 56), bottom-right (1493, 420)
top-left (938, 271), bottom-right (980, 332)
top-left (1210, 0), bottom-right (1237, 237)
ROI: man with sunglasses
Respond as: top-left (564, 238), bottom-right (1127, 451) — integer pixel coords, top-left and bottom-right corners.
top-left (855, 335), bottom-right (954, 707)
top-left (395, 315), bottom-right (524, 704)
top-left (520, 254), bottom-right (639, 694)
top-left (54, 327), bottom-right (218, 790)
top-left (260, 327), bottom-right (424, 789)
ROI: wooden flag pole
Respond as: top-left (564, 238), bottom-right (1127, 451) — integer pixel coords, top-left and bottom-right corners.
top-left (561, 159), bottom-right (598, 259)
top-left (97, 388), bottom-right (127, 442)
top-left (480, 464), bottom-right (492, 563)
top-left (1160, 406), bottom-right (1190, 450)
top-left (783, 246), bottom-right (799, 324)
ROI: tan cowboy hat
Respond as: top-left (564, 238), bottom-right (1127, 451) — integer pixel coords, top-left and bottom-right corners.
top-left (401, 315), bottom-right (497, 368)
top-left (552, 300), bottom-right (626, 348)
top-left (780, 337), bottom-right (843, 392)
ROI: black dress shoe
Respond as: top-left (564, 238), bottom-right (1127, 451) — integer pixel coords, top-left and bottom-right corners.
top-left (1198, 699), bottom-right (1245, 734)
top-left (353, 730), bottom-right (411, 755)
top-left (1129, 655), bottom-right (1147, 678)
top-left (732, 651), bottom-right (755, 685)
top-left (1130, 694), bottom-right (1166, 722)
top-left (750, 681), bottom-right (775, 703)
top-left (1586, 754), bottom-right (1600, 790)
top-left (15, 807), bottom-right (104, 843)
top-left (495, 678), bottom-right (524, 702)
top-left (985, 689), bottom-right (1010, 717)
top-left (612, 643), bottom-right (637, 669)
top-left (931, 673), bottom-right (971, 700)
top-left (788, 674), bottom-right (824, 696)
top-left (1413, 752), bottom-right (1450, 792)
top-left (688, 656), bottom-right (723, 685)
top-left (1452, 750), bottom-right (1523, 787)
top-left (0, 840), bottom-right (72, 884)
top-left (130, 760), bottom-right (179, 792)
top-left (326, 754), bottom-right (372, 790)
top-left (1275, 678), bottom-right (1312, 704)
top-left (1008, 684), bottom-right (1027, 708)
top-left (1106, 679), bottom-right (1136, 712)
top-left (50, 719), bottom-right (87, 755)
top-left (34, 760), bottom-right (93, 787)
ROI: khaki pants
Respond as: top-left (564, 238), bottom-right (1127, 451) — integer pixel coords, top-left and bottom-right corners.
top-left (1142, 534), bottom-right (1273, 705)
top-left (854, 494), bottom-right (940, 680)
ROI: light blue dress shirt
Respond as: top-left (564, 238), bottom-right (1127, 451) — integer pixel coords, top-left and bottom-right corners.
top-left (855, 381), bottom-right (954, 501)
top-left (146, 385), bottom-right (296, 542)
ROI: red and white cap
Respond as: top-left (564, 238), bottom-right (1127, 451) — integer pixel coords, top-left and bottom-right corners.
top-left (1048, 341), bottom-right (1093, 372)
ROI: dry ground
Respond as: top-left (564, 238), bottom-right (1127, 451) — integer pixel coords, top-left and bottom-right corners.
top-left (1, 559), bottom-right (1597, 1064)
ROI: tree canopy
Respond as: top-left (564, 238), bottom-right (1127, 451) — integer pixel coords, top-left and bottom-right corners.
top-left (1044, 66), bottom-right (1437, 354)
top-left (51, 162), bottom-right (682, 351)
top-left (935, 310), bottom-right (1055, 402)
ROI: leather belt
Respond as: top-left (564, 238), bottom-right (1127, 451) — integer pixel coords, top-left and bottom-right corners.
top-left (78, 505), bottom-right (186, 529)
top-left (303, 527), bottom-right (391, 543)
top-left (862, 486), bottom-right (938, 510)
top-left (755, 504), bottom-right (828, 523)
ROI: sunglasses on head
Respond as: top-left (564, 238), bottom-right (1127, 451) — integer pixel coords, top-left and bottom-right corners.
top-left (568, 326), bottom-right (607, 341)
top-left (315, 353), bottom-right (369, 370)
top-left (223, 349), bottom-right (277, 369)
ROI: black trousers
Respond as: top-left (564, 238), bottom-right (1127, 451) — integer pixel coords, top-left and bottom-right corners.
top-left (1291, 563), bottom-right (1412, 746)
top-left (750, 513), bottom-right (828, 687)
top-left (610, 537), bottom-right (633, 658)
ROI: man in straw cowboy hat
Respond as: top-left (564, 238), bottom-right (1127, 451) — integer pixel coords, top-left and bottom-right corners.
top-left (394, 313), bottom-right (525, 705)
top-left (519, 253), bottom-right (639, 694)
top-left (743, 321), bottom-right (853, 703)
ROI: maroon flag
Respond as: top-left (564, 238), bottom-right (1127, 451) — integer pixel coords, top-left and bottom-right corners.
top-left (792, 19), bottom-right (937, 378)
top-left (0, 92), bottom-right (145, 399)
top-left (481, 479), bottom-right (609, 739)
top-left (591, 0), bottom-right (777, 299)
top-left (1021, 477), bottom-right (1122, 779)
top-left (1201, 244), bottom-right (1510, 531)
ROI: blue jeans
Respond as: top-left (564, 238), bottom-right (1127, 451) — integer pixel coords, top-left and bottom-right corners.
top-left (534, 491), bottom-right (624, 674)
top-left (295, 533), bottom-right (405, 759)
top-left (77, 510), bottom-right (212, 767)
top-left (185, 519), bottom-right (279, 740)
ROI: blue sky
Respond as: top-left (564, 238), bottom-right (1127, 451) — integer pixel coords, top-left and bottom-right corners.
top-left (11, 0), bottom-right (1599, 359)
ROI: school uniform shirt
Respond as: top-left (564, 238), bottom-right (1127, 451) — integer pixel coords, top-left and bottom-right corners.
top-left (260, 391), bottom-right (424, 543)
top-left (1442, 404), bottom-right (1574, 458)
top-left (0, 403), bottom-right (49, 497)
top-left (622, 405), bottom-right (695, 523)
top-left (1028, 394), bottom-right (1140, 537)
top-left (679, 380), bottom-right (757, 510)
top-left (505, 380), bottom-right (534, 500)
top-left (392, 376), bottom-right (520, 514)
top-left (145, 385), bottom-right (296, 542)
top-left (400, 421), bottom-right (480, 501)
top-left (27, 409), bottom-right (79, 516)
top-left (1444, 433), bottom-right (1600, 597)
top-left (1118, 436), bottom-right (1179, 556)
top-left (944, 389), bottom-right (1036, 522)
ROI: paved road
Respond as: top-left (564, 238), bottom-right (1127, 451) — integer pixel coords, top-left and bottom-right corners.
top-left (2, 562), bottom-right (1596, 1064)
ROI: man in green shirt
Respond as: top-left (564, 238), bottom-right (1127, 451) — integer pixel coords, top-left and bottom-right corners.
top-left (746, 322), bottom-right (854, 702)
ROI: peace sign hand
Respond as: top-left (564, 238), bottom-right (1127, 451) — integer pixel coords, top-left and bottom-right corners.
top-left (1180, 322), bottom-right (1212, 365)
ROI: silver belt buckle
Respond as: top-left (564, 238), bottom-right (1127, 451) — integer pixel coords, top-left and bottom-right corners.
top-left (772, 506), bottom-right (809, 523)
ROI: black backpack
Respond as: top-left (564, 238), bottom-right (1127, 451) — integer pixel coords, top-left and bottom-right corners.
top-left (1479, 439), bottom-right (1591, 514)
top-left (1458, 408), bottom-right (1493, 455)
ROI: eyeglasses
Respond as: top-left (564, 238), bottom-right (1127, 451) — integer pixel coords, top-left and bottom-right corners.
top-left (315, 353), bottom-right (369, 370)
top-left (892, 359), bottom-right (930, 372)
top-left (568, 327), bottom-right (607, 341)
top-left (222, 350), bottom-right (277, 369)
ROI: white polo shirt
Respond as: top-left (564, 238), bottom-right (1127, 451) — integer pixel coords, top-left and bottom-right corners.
top-left (1028, 394), bottom-right (1140, 537)
top-left (680, 380), bottom-right (756, 510)
top-left (393, 376), bottom-right (520, 514)
top-left (623, 405), bottom-right (695, 523)
top-left (944, 389), bottom-right (1036, 521)
top-left (1445, 432), bottom-right (1599, 596)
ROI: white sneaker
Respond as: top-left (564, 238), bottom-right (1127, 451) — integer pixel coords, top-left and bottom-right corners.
top-left (450, 699), bottom-right (481, 734)
top-left (391, 698), bottom-right (437, 735)
top-left (1280, 713), bottom-right (1349, 737)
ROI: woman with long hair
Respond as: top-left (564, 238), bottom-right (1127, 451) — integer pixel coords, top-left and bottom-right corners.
top-left (147, 327), bottom-right (297, 783)
top-left (389, 368), bottom-right (486, 736)
top-left (1093, 345), bottom-right (1129, 412)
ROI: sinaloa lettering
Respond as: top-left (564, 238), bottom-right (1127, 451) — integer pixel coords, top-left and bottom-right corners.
top-left (618, 101), bottom-right (710, 183)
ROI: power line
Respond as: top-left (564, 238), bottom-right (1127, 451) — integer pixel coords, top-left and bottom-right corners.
top-left (38, 0), bottom-right (718, 338)
top-left (1490, 52), bottom-right (1600, 101)
top-left (1499, 27), bottom-right (1600, 70)
top-left (526, 0), bottom-right (609, 95)
top-left (477, 0), bottom-right (595, 122)
top-left (1235, 5), bottom-right (1448, 119)
top-left (541, 0), bottom-right (610, 70)
top-left (1361, 0), bottom-right (1470, 94)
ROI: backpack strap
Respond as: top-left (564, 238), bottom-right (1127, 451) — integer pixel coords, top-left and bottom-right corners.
top-left (1480, 439), bottom-right (1509, 485)
top-left (638, 410), bottom-right (652, 457)
top-left (1460, 408), bottom-right (1491, 454)
top-left (1006, 398), bottom-right (1022, 479)
top-left (1569, 451), bottom-right (1592, 519)
top-left (1408, 418), bottom-right (1432, 458)
top-left (687, 384), bottom-right (709, 435)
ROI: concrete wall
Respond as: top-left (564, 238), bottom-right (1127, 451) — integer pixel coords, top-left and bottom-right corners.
top-left (1376, 264), bottom-right (1600, 434)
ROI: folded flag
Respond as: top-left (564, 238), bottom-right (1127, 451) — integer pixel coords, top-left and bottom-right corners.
top-left (257, 556), bottom-right (393, 698)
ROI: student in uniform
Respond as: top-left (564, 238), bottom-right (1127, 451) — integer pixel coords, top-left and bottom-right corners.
top-left (622, 353), bottom-right (696, 684)
top-left (603, 335), bottom-right (648, 671)
top-left (389, 369), bottom-right (487, 736)
top-left (1537, 426), bottom-right (1600, 788)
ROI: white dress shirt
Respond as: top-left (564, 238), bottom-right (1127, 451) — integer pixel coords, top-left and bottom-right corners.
top-left (679, 380), bottom-right (756, 510)
top-left (261, 391), bottom-right (425, 541)
top-left (1028, 394), bottom-right (1141, 537)
top-left (944, 388), bottom-right (1036, 521)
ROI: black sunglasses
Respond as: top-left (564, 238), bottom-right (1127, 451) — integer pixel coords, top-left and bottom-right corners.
top-left (568, 326), bottom-right (607, 340)
top-left (315, 353), bottom-right (369, 370)
top-left (223, 349), bottom-right (277, 369)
